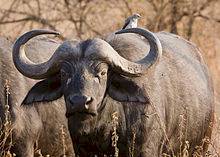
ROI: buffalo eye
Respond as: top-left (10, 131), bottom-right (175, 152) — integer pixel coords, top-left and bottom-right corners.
top-left (95, 68), bottom-right (107, 79)
top-left (94, 69), bottom-right (107, 83)
top-left (99, 69), bottom-right (107, 76)
top-left (94, 63), bottom-right (108, 78)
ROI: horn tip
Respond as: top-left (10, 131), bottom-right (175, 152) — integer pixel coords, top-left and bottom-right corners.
top-left (115, 28), bottom-right (139, 35)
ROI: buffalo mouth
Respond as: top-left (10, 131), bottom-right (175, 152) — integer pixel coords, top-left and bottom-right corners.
top-left (65, 110), bottom-right (97, 118)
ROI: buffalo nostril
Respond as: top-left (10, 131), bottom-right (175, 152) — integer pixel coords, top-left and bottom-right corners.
top-left (85, 97), bottom-right (93, 109)
top-left (69, 95), bottom-right (93, 108)
top-left (69, 95), bottom-right (87, 106)
top-left (85, 104), bottom-right (89, 109)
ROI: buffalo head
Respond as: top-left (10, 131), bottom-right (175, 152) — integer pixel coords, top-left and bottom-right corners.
top-left (13, 28), bottom-right (162, 125)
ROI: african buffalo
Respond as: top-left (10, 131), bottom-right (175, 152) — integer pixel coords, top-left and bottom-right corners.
top-left (13, 28), bottom-right (214, 156)
top-left (0, 37), bottom-right (74, 156)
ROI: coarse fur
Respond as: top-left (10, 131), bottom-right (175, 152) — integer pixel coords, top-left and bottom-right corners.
top-left (22, 31), bottom-right (214, 156)
top-left (0, 37), bottom-right (75, 156)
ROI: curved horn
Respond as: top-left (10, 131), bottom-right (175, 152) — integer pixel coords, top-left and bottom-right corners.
top-left (90, 28), bottom-right (162, 76)
top-left (13, 29), bottom-right (64, 79)
top-left (113, 27), bottom-right (162, 76)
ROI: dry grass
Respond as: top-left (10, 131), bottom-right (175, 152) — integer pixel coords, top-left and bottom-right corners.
top-left (111, 111), bottom-right (119, 157)
top-left (128, 129), bottom-right (136, 157)
top-left (0, 71), bottom-right (219, 157)
top-left (108, 100), bottom-right (220, 157)
top-left (0, 84), bottom-right (219, 156)
top-left (61, 125), bottom-right (67, 157)
top-left (34, 125), bottom-right (68, 157)
top-left (0, 81), bottom-right (68, 157)
top-left (153, 98), bottom-right (220, 157)
top-left (0, 80), bottom-right (14, 157)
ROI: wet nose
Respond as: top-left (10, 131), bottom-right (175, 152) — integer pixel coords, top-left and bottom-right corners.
top-left (69, 95), bottom-right (93, 109)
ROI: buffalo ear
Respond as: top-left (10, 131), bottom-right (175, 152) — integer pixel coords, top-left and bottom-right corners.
top-left (107, 74), bottom-right (149, 103)
top-left (22, 75), bottom-right (63, 105)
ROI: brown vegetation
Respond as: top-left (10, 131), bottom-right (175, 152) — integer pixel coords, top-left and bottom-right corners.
top-left (0, 0), bottom-right (219, 156)
top-left (1, 81), bottom-right (13, 157)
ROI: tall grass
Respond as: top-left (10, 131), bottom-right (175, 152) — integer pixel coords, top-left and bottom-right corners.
top-left (111, 111), bottom-right (119, 157)
top-left (0, 80), bottom-right (13, 157)
top-left (0, 81), bottom-right (219, 156)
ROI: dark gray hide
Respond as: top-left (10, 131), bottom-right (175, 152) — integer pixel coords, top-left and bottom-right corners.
top-left (0, 37), bottom-right (74, 157)
top-left (18, 29), bottom-right (214, 157)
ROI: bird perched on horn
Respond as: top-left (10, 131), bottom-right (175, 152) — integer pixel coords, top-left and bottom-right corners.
top-left (122, 13), bottom-right (141, 29)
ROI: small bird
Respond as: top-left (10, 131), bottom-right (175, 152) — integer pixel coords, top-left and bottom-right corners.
top-left (122, 13), bottom-right (141, 29)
